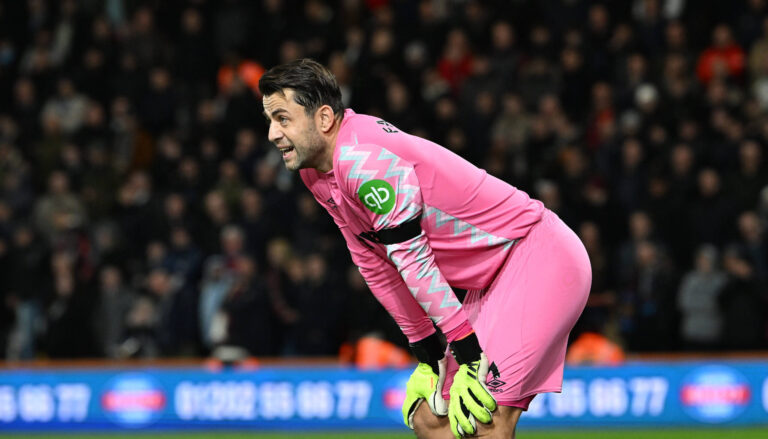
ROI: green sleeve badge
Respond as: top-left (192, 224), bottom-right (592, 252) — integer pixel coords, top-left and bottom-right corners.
top-left (358, 179), bottom-right (396, 215)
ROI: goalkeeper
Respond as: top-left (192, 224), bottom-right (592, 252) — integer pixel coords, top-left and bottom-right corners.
top-left (259, 59), bottom-right (591, 438)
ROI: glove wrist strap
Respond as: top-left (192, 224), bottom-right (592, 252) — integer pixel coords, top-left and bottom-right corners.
top-left (449, 332), bottom-right (482, 364)
top-left (409, 332), bottom-right (445, 374)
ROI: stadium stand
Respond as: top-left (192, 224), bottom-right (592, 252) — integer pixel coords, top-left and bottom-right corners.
top-left (0, 0), bottom-right (766, 362)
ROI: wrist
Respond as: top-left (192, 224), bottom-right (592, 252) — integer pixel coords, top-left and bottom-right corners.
top-left (448, 331), bottom-right (482, 365)
top-left (409, 331), bottom-right (446, 374)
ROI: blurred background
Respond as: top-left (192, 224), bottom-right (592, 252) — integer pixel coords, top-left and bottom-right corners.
top-left (0, 0), bottom-right (767, 437)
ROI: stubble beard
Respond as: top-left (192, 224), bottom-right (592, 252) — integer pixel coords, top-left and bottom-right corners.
top-left (286, 123), bottom-right (326, 171)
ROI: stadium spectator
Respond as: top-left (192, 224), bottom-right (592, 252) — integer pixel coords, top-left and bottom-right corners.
top-left (575, 221), bottom-right (617, 339)
top-left (689, 168), bottom-right (733, 247)
top-left (620, 241), bottom-right (679, 351)
top-left (12, 78), bottom-right (40, 144)
top-left (175, 7), bottom-right (216, 90)
top-left (41, 79), bottom-right (89, 135)
top-left (33, 171), bottom-right (86, 245)
top-left (94, 266), bottom-right (135, 358)
top-left (143, 267), bottom-right (189, 356)
top-left (164, 226), bottom-right (203, 285)
top-left (720, 245), bottom-right (766, 349)
top-left (219, 254), bottom-right (274, 356)
top-left (199, 255), bottom-right (235, 351)
top-left (732, 211), bottom-right (768, 280)
top-left (696, 24), bottom-right (746, 84)
top-left (677, 245), bottom-right (727, 350)
top-left (116, 170), bottom-right (161, 260)
top-left (0, 235), bottom-right (12, 357)
top-left (438, 29), bottom-right (474, 95)
top-left (727, 140), bottom-right (767, 214)
top-left (199, 223), bottom-right (248, 339)
top-left (43, 250), bottom-right (96, 358)
top-left (6, 224), bottom-right (46, 360)
top-left (122, 295), bottom-right (160, 359)
top-left (617, 211), bottom-right (659, 284)
top-left (282, 253), bottom-right (345, 355)
top-left (238, 188), bottom-right (269, 265)
top-left (217, 52), bottom-right (265, 96)
top-left (748, 17), bottom-right (768, 83)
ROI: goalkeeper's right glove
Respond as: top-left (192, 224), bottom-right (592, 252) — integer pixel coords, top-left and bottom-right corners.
top-left (447, 332), bottom-right (497, 438)
top-left (402, 332), bottom-right (448, 429)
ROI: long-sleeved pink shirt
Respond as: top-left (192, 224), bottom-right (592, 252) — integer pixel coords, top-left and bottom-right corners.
top-left (300, 109), bottom-right (544, 343)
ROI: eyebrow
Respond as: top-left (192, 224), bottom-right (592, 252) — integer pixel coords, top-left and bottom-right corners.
top-left (265, 108), bottom-right (287, 118)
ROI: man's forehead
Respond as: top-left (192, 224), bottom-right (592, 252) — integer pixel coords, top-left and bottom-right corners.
top-left (263, 89), bottom-right (296, 111)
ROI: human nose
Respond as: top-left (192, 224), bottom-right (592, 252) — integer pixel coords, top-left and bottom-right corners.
top-left (268, 121), bottom-right (283, 144)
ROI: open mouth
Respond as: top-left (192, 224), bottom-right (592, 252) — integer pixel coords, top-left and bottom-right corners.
top-left (278, 146), bottom-right (295, 157)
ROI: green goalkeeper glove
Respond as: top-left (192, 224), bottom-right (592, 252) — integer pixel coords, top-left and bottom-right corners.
top-left (402, 332), bottom-right (448, 429)
top-left (448, 332), bottom-right (497, 438)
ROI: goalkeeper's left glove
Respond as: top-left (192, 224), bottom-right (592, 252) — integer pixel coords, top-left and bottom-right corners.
top-left (448, 332), bottom-right (497, 438)
top-left (402, 332), bottom-right (448, 429)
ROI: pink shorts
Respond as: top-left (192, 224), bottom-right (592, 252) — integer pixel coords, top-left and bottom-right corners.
top-left (441, 210), bottom-right (591, 409)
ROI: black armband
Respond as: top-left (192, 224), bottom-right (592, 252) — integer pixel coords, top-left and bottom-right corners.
top-left (409, 331), bottom-right (446, 374)
top-left (452, 287), bottom-right (467, 303)
top-left (377, 216), bottom-right (422, 244)
top-left (449, 332), bottom-right (482, 365)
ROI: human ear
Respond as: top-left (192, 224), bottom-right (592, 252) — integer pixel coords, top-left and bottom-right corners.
top-left (317, 105), bottom-right (335, 133)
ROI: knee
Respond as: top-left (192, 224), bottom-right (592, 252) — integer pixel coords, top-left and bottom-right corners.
top-left (411, 402), bottom-right (445, 438)
top-left (476, 405), bottom-right (523, 438)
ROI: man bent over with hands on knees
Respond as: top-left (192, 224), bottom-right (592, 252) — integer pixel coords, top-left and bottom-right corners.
top-left (259, 58), bottom-right (591, 438)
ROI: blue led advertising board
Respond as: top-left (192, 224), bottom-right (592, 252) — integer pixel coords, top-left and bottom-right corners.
top-left (0, 360), bottom-right (766, 431)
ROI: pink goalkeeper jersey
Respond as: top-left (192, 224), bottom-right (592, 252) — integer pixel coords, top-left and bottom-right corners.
top-left (300, 109), bottom-right (545, 343)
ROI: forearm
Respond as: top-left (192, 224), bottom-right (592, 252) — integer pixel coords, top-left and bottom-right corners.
top-left (340, 225), bottom-right (435, 343)
top-left (359, 263), bottom-right (438, 342)
top-left (385, 231), bottom-right (472, 342)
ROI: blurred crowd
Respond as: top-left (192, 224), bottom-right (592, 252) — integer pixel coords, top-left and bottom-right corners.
top-left (0, 0), bottom-right (767, 361)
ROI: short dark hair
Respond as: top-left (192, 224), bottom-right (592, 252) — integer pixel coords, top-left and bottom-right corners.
top-left (259, 58), bottom-right (344, 119)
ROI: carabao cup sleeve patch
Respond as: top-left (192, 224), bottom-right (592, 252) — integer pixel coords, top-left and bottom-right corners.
top-left (358, 179), bottom-right (396, 215)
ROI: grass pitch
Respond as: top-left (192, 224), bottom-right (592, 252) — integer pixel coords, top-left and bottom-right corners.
top-left (1, 427), bottom-right (768, 438)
